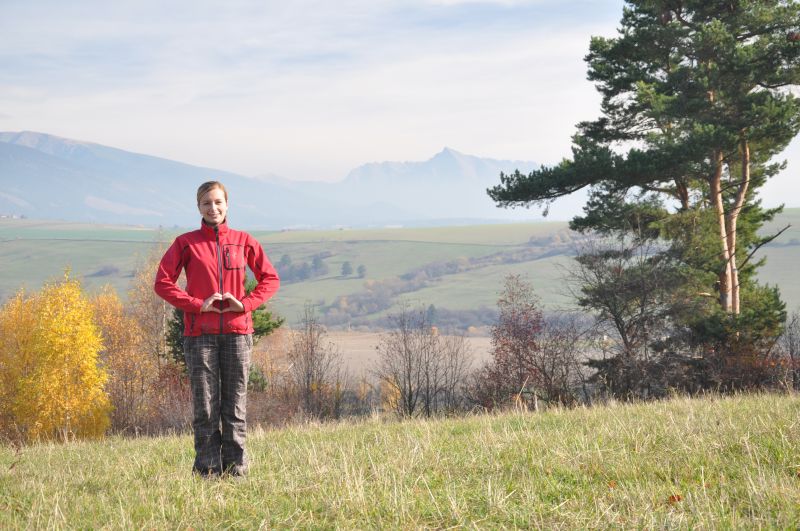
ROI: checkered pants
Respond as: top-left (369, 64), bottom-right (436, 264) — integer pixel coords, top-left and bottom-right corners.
top-left (184, 333), bottom-right (252, 474)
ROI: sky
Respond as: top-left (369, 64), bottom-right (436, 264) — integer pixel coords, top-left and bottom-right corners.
top-left (0, 0), bottom-right (798, 208)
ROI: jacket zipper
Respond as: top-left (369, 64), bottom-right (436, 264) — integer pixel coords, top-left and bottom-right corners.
top-left (215, 226), bottom-right (224, 334)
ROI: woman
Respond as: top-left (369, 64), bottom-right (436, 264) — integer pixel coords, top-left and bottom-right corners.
top-left (154, 181), bottom-right (280, 477)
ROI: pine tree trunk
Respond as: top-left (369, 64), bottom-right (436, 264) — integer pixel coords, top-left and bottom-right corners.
top-left (709, 139), bottom-right (750, 316)
top-left (728, 138), bottom-right (750, 315)
top-left (710, 150), bottom-right (734, 313)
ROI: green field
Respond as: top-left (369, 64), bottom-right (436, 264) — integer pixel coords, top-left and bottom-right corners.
top-left (397, 255), bottom-right (575, 312)
top-left (0, 219), bottom-right (575, 324)
top-left (1, 210), bottom-right (799, 325)
top-left (0, 219), bottom-right (166, 242)
top-left (250, 221), bottom-right (566, 245)
top-left (1, 393), bottom-right (798, 528)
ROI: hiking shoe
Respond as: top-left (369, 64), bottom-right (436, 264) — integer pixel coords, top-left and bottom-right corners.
top-left (223, 464), bottom-right (248, 478)
top-left (192, 466), bottom-right (222, 479)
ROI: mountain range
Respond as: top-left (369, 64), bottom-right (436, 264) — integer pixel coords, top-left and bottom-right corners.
top-left (0, 131), bottom-right (582, 229)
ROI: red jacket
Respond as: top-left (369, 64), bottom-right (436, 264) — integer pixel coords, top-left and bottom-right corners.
top-left (154, 220), bottom-right (280, 336)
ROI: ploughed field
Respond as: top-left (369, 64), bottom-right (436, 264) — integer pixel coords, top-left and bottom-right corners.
top-left (323, 331), bottom-right (492, 375)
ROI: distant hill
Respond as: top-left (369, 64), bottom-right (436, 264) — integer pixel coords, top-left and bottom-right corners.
top-left (0, 132), bottom-right (360, 229)
top-left (0, 131), bottom-right (582, 229)
top-left (279, 148), bottom-right (544, 221)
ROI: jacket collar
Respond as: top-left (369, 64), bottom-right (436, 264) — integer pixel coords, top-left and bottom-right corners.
top-left (200, 219), bottom-right (229, 238)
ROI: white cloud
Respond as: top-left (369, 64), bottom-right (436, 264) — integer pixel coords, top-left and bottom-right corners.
top-left (1, 0), bottom-right (797, 215)
top-left (11, 0), bottom-right (796, 212)
top-left (425, 0), bottom-right (548, 4)
top-left (0, 192), bottom-right (31, 207)
top-left (2, 0), bottom-right (620, 183)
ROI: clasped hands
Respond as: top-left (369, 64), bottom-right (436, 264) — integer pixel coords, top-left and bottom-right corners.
top-left (200, 292), bottom-right (245, 313)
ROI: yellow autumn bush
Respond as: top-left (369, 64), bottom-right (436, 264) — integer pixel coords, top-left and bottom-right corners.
top-left (92, 286), bottom-right (157, 433)
top-left (0, 273), bottom-right (111, 442)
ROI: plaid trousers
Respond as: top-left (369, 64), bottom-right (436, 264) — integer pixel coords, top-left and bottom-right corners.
top-left (184, 333), bottom-right (252, 473)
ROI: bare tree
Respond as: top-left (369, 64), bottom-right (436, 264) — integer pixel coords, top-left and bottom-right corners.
top-left (485, 274), bottom-right (544, 408)
top-left (375, 304), bottom-right (473, 417)
top-left (778, 310), bottom-right (800, 391)
top-left (566, 236), bottom-right (700, 399)
top-left (468, 275), bottom-right (588, 410)
top-left (417, 323), bottom-right (449, 417)
top-left (533, 314), bottom-right (590, 406)
top-left (438, 333), bottom-right (473, 413)
top-left (375, 305), bottom-right (426, 417)
top-left (287, 303), bottom-right (347, 419)
top-left (129, 237), bottom-right (171, 366)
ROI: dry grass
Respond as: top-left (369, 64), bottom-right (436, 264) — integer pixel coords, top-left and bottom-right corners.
top-left (1, 393), bottom-right (799, 528)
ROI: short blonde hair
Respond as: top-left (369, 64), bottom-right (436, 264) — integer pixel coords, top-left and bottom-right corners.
top-left (196, 181), bottom-right (228, 204)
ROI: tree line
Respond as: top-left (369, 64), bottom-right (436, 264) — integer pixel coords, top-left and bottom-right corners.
top-left (276, 253), bottom-right (366, 283)
top-left (3, 257), bottom-right (800, 446)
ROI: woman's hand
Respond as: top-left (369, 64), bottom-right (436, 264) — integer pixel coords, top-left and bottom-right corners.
top-left (221, 292), bottom-right (245, 313)
top-left (200, 292), bottom-right (245, 313)
top-left (201, 293), bottom-right (223, 313)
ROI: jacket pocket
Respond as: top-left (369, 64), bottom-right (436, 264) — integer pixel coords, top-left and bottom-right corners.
top-left (223, 244), bottom-right (246, 270)
top-left (225, 310), bottom-right (250, 333)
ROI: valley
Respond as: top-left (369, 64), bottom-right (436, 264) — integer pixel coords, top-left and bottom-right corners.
top-left (2, 211), bottom-right (799, 331)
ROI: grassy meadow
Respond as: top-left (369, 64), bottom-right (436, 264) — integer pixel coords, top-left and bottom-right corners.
top-left (1, 209), bottom-right (799, 326)
top-left (1, 393), bottom-right (798, 528)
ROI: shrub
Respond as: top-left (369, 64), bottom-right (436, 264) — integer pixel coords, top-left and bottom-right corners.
top-left (0, 273), bottom-right (111, 443)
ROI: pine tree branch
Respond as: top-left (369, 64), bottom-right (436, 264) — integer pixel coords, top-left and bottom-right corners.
top-left (738, 224), bottom-right (791, 272)
top-left (736, 24), bottom-right (789, 41)
top-left (672, 8), bottom-right (699, 31)
top-left (757, 82), bottom-right (790, 90)
top-left (639, 184), bottom-right (680, 198)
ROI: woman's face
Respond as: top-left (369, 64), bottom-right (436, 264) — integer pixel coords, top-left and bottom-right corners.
top-left (198, 187), bottom-right (228, 227)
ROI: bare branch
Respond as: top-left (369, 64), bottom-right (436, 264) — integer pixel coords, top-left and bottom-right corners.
top-left (738, 224), bottom-right (792, 272)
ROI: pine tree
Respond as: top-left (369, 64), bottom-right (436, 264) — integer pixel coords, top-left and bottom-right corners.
top-left (489, 0), bottom-right (800, 316)
top-left (244, 278), bottom-right (284, 342)
top-left (165, 308), bottom-right (185, 366)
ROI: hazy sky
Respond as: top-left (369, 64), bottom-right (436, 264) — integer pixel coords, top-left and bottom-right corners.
top-left (1, 0), bottom-right (798, 207)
